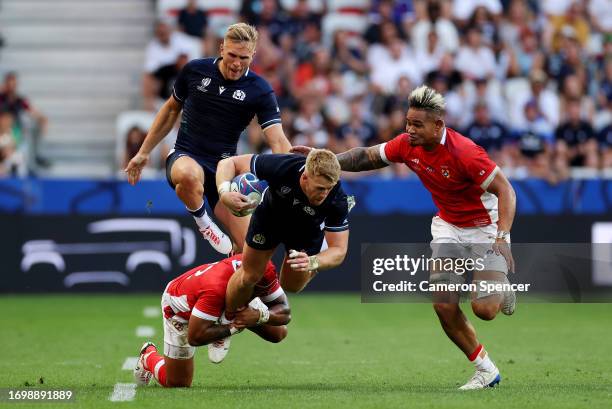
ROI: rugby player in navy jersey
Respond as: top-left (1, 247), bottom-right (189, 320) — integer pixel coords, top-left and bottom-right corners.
top-left (216, 149), bottom-right (351, 307)
top-left (125, 23), bottom-right (292, 254)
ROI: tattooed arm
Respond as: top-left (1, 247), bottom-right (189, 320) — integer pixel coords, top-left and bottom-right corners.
top-left (336, 145), bottom-right (389, 172)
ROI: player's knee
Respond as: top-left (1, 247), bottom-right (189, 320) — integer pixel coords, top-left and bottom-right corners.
top-left (282, 281), bottom-right (307, 294)
top-left (433, 302), bottom-right (459, 319)
top-left (241, 267), bottom-right (264, 287)
top-left (472, 302), bottom-right (498, 321)
top-left (174, 169), bottom-right (203, 191)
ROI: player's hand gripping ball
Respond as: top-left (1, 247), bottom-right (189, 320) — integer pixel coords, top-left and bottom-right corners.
top-left (230, 173), bottom-right (267, 217)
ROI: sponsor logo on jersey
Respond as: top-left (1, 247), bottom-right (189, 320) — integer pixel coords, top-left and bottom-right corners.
top-left (280, 186), bottom-right (291, 195)
top-left (411, 158), bottom-right (419, 165)
top-left (253, 234), bottom-right (266, 245)
top-left (233, 90), bottom-right (246, 101)
top-left (426, 166), bottom-right (434, 173)
top-left (303, 206), bottom-right (315, 216)
top-left (197, 77), bottom-right (211, 92)
top-left (293, 198), bottom-right (300, 206)
top-left (219, 86), bottom-right (226, 94)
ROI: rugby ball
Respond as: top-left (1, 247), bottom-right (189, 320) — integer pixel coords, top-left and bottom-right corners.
top-left (230, 173), bottom-right (267, 217)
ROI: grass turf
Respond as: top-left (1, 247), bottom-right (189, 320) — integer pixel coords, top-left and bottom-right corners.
top-left (0, 294), bottom-right (611, 409)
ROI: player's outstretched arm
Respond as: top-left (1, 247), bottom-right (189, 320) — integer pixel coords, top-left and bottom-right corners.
top-left (336, 145), bottom-right (389, 172)
top-left (287, 230), bottom-right (349, 274)
top-left (263, 123), bottom-right (292, 153)
top-left (125, 96), bottom-right (182, 185)
top-left (216, 154), bottom-right (257, 214)
top-left (486, 170), bottom-right (516, 272)
top-left (187, 316), bottom-right (234, 347)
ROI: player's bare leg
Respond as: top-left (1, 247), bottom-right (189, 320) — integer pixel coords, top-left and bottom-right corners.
top-left (471, 270), bottom-right (508, 320)
top-left (213, 201), bottom-right (251, 253)
top-left (249, 324), bottom-right (288, 343)
top-left (431, 269), bottom-right (501, 390)
top-left (279, 255), bottom-right (316, 293)
top-left (225, 243), bottom-right (275, 313)
top-left (170, 156), bottom-right (232, 254)
top-left (134, 343), bottom-right (194, 388)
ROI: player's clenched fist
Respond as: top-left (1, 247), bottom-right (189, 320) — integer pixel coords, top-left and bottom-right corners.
top-left (125, 152), bottom-right (150, 185)
top-left (220, 191), bottom-right (257, 215)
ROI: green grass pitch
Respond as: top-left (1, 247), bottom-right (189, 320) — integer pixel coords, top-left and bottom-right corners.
top-left (1, 294), bottom-right (611, 408)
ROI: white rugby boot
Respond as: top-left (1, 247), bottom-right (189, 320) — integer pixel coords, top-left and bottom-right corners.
top-left (501, 288), bottom-right (516, 315)
top-left (199, 221), bottom-right (232, 255)
top-left (459, 367), bottom-right (501, 390)
top-left (133, 342), bottom-right (156, 386)
top-left (208, 336), bottom-right (231, 364)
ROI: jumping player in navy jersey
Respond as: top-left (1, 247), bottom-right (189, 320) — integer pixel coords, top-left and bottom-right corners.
top-left (125, 23), bottom-right (292, 255)
top-left (216, 149), bottom-right (351, 305)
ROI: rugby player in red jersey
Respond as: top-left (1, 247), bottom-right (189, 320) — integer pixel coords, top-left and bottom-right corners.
top-left (133, 255), bottom-right (289, 387)
top-left (293, 85), bottom-right (517, 390)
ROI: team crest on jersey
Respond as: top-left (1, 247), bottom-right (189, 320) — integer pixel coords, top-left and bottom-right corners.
top-left (441, 166), bottom-right (451, 178)
top-left (303, 206), bottom-right (315, 216)
top-left (253, 234), bottom-right (266, 245)
top-left (347, 195), bottom-right (356, 212)
top-left (280, 186), bottom-right (291, 194)
top-left (197, 77), bottom-right (211, 92)
top-left (233, 90), bottom-right (246, 101)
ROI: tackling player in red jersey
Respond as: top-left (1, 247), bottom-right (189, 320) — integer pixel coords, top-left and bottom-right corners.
top-left (133, 255), bottom-right (290, 388)
top-left (293, 85), bottom-right (517, 390)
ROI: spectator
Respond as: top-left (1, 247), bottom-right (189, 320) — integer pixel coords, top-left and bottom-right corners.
top-left (499, 0), bottom-right (537, 49)
top-left (512, 100), bottom-right (557, 181)
top-left (368, 28), bottom-right (422, 94)
top-left (452, 0), bottom-right (502, 23)
top-left (598, 123), bottom-right (612, 168)
top-left (331, 30), bottom-right (369, 76)
top-left (143, 21), bottom-right (200, 110)
top-left (462, 78), bottom-right (508, 128)
top-left (510, 70), bottom-right (560, 131)
top-left (411, 0), bottom-right (459, 54)
top-left (364, 0), bottom-right (407, 45)
top-left (544, 1), bottom-right (590, 53)
top-left (425, 53), bottom-right (463, 90)
top-left (454, 27), bottom-right (497, 80)
top-left (464, 102), bottom-right (509, 166)
top-left (468, 6), bottom-right (500, 48)
top-left (0, 72), bottom-right (49, 169)
top-left (178, 0), bottom-right (208, 38)
top-left (250, 0), bottom-right (290, 44)
top-left (0, 110), bottom-right (24, 176)
top-left (292, 97), bottom-right (328, 148)
top-left (414, 29), bottom-right (445, 75)
top-left (335, 97), bottom-right (379, 150)
top-left (507, 28), bottom-right (545, 77)
top-left (554, 97), bottom-right (598, 169)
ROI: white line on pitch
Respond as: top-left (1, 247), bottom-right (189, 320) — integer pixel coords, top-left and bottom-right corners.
top-left (136, 326), bottom-right (155, 337)
top-left (109, 383), bottom-right (137, 402)
top-left (121, 357), bottom-right (139, 371)
top-left (143, 306), bottom-right (160, 318)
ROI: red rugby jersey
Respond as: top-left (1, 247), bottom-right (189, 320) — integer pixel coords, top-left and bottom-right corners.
top-left (382, 128), bottom-right (499, 227)
top-left (164, 255), bottom-right (283, 322)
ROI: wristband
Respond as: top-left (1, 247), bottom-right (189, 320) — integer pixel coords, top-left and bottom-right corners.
top-left (307, 255), bottom-right (319, 271)
top-left (496, 230), bottom-right (511, 243)
top-left (257, 307), bottom-right (270, 325)
top-left (218, 181), bottom-right (231, 196)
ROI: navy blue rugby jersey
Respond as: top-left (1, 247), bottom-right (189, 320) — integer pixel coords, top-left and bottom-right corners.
top-left (250, 154), bottom-right (352, 233)
top-left (173, 57), bottom-right (282, 160)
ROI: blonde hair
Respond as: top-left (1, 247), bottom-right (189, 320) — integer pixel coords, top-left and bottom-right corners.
top-left (225, 23), bottom-right (259, 45)
top-left (408, 85), bottom-right (446, 117)
top-left (305, 149), bottom-right (341, 184)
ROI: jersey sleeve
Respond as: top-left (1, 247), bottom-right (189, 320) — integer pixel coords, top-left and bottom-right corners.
top-left (172, 61), bottom-right (191, 104)
top-left (255, 87), bottom-right (282, 131)
top-left (250, 154), bottom-right (298, 186)
top-left (254, 266), bottom-right (284, 303)
top-left (324, 190), bottom-right (351, 232)
top-left (381, 133), bottom-right (409, 164)
top-left (462, 144), bottom-right (499, 190)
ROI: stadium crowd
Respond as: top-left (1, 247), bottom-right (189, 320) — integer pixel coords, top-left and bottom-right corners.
top-left (141, 0), bottom-right (612, 183)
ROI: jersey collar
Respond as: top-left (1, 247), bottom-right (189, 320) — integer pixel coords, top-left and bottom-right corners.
top-left (440, 127), bottom-right (447, 145)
